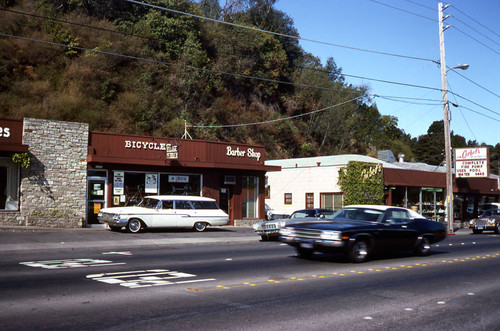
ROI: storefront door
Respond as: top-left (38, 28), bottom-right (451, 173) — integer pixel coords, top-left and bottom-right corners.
top-left (220, 187), bottom-right (232, 222)
top-left (87, 175), bottom-right (107, 225)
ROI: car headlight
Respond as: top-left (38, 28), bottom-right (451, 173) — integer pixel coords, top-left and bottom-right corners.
top-left (279, 220), bottom-right (287, 228)
top-left (112, 214), bottom-right (121, 221)
top-left (279, 227), bottom-right (294, 236)
top-left (320, 230), bottom-right (341, 241)
top-left (253, 223), bottom-right (261, 230)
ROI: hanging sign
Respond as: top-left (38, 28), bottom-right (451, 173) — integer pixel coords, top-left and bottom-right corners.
top-left (113, 171), bottom-right (124, 195)
top-left (145, 173), bottom-right (158, 193)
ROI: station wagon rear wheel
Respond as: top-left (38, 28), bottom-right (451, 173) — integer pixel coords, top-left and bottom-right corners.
top-left (193, 222), bottom-right (208, 232)
top-left (348, 239), bottom-right (370, 263)
top-left (127, 219), bottom-right (142, 233)
top-left (414, 237), bottom-right (431, 256)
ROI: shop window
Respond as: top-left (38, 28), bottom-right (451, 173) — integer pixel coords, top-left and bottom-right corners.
top-left (242, 176), bottom-right (258, 218)
top-left (124, 172), bottom-right (145, 206)
top-left (306, 193), bottom-right (314, 209)
top-left (320, 193), bottom-right (343, 210)
top-left (159, 174), bottom-right (201, 196)
top-left (0, 157), bottom-right (19, 210)
top-left (284, 193), bottom-right (292, 205)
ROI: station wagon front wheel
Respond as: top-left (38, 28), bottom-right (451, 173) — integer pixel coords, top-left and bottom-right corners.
top-left (127, 219), bottom-right (143, 233)
top-left (193, 222), bottom-right (208, 232)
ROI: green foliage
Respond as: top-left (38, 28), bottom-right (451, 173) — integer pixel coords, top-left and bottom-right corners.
top-left (11, 152), bottom-right (30, 168)
top-left (338, 162), bottom-right (385, 205)
top-left (2, 0), bottom-right (495, 164)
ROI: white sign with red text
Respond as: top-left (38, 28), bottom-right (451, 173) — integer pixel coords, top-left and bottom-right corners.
top-left (455, 147), bottom-right (489, 178)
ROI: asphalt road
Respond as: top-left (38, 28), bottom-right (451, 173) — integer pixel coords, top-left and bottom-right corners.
top-left (0, 226), bottom-right (499, 330)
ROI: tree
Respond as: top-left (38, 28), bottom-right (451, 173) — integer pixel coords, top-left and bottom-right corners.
top-left (338, 162), bottom-right (385, 205)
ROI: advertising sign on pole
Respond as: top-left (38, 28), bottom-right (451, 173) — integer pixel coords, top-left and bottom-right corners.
top-left (455, 147), bottom-right (489, 178)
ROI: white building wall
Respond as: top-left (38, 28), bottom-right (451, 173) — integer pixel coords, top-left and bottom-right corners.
top-left (266, 165), bottom-right (342, 215)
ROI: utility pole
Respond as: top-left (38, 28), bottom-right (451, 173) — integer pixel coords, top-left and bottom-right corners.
top-left (438, 2), bottom-right (454, 233)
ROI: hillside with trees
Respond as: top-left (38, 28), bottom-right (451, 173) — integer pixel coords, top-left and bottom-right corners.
top-left (1, 0), bottom-right (498, 174)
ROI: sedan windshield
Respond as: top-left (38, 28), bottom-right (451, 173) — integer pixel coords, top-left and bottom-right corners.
top-left (332, 208), bottom-right (384, 222)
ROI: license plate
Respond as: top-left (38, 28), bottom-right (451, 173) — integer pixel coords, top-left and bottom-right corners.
top-left (300, 242), bottom-right (313, 249)
top-left (478, 226), bottom-right (484, 230)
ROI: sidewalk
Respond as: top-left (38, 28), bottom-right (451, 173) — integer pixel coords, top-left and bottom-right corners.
top-left (0, 225), bottom-right (259, 252)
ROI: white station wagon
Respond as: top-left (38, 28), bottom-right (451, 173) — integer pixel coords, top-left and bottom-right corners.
top-left (97, 195), bottom-right (229, 233)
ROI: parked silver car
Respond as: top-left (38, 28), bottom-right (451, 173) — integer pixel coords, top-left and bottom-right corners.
top-left (253, 208), bottom-right (334, 240)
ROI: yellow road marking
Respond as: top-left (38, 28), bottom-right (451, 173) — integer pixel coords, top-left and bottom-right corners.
top-left (186, 252), bottom-right (500, 292)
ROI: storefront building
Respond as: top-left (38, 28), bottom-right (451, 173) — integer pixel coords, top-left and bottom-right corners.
top-left (87, 131), bottom-right (279, 225)
top-left (0, 118), bottom-right (28, 212)
top-left (265, 155), bottom-right (500, 223)
top-left (0, 118), bottom-right (279, 228)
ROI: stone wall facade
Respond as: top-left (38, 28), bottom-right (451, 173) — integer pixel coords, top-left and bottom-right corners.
top-left (0, 118), bottom-right (88, 227)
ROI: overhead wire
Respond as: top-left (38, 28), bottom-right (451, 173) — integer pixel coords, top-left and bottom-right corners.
top-left (2, 31), bottom-right (497, 124)
top-left (5, 6), bottom-right (497, 111)
top-left (2, 4), bottom-right (499, 131)
top-left (452, 4), bottom-right (500, 40)
top-left (187, 97), bottom-right (364, 128)
top-left (447, 81), bottom-right (478, 142)
top-left (0, 7), bottom-right (442, 95)
top-left (122, 0), bottom-right (436, 63)
top-left (367, 0), bottom-right (437, 22)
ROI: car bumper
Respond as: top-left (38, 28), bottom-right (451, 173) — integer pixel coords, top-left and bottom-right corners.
top-left (280, 235), bottom-right (345, 249)
top-left (99, 218), bottom-right (129, 227)
top-left (255, 229), bottom-right (280, 237)
top-left (473, 225), bottom-right (497, 231)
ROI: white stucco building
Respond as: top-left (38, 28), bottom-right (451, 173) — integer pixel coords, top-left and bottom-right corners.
top-left (264, 154), bottom-right (399, 216)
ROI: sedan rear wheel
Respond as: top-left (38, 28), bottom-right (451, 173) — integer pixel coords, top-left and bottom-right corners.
top-left (414, 236), bottom-right (431, 256)
top-left (127, 219), bottom-right (142, 233)
top-left (348, 239), bottom-right (370, 263)
top-left (193, 222), bottom-right (208, 232)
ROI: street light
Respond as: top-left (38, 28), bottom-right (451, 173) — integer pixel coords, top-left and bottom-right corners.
top-left (438, 3), bottom-right (469, 233)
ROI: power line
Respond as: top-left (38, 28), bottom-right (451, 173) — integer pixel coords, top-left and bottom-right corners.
top-left (402, 0), bottom-right (436, 12)
top-left (2, 32), bottom-right (498, 122)
top-left (187, 96), bottom-right (364, 128)
top-left (368, 0), bottom-right (437, 22)
top-left (452, 4), bottom-right (500, 40)
top-left (450, 15), bottom-right (500, 50)
top-left (2, 7), bottom-right (448, 96)
top-left (122, 0), bottom-right (436, 63)
top-left (447, 82), bottom-right (478, 142)
top-left (0, 32), bottom-right (439, 101)
top-left (449, 68), bottom-right (500, 101)
top-left (9, 5), bottom-right (498, 110)
top-left (451, 25), bottom-right (500, 57)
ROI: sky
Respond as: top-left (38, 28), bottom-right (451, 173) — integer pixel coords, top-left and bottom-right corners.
top-left (273, 0), bottom-right (500, 146)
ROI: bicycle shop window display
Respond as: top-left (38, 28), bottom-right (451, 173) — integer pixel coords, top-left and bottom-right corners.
top-left (112, 171), bottom-right (202, 207)
top-left (159, 174), bottom-right (201, 196)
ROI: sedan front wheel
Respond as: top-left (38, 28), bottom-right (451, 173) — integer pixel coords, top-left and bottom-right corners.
top-left (347, 239), bottom-right (370, 263)
top-left (414, 236), bottom-right (431, 256)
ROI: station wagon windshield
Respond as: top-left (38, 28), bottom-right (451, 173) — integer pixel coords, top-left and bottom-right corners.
top-left (139, 198), bottom-right (160, 209)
